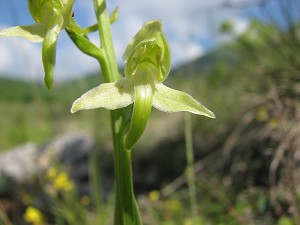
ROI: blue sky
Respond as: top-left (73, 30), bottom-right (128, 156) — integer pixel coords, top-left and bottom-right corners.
top-left (0, 0), bottom-right (298, 83)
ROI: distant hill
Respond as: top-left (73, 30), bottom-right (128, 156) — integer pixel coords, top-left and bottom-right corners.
top-left (172, 45), bottom-right (238, 77)
top-left (0, 77), bottom-right (46, 102)
top-left (0, 46), bottom-right (237, 150)
top-left (0, 72), bottom-right (104, 103)
top-left (0, 46), bottom-right (237, 102)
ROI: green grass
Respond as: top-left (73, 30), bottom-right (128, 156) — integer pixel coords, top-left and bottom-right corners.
top-left (0, 74), bottom-right (110, 150)
top-left (1, 17), bottom-right (299, 225)
top-left (0, 46), bottom-right (243, 151)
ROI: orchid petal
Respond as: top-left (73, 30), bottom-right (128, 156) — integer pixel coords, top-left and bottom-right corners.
top-left (153, 83), bottom-right (215, 118)
top-left (123, 20), bottom-right (171, 81)
top-left (62, 0), bottom-right (75, 28)
top-left (0, 23), bottom-right (46, 42)
top-left (42, 21), bottom-right (62, 89)
top-left (71, 78), bottom-right (135, 113)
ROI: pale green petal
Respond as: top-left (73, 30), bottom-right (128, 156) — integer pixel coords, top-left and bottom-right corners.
top-left (0, 23), bottom-right (46, 42)
top-left (62, 0), bottom-right (75, 28)
top-left (153, 83), bottom-right (215, 118)
top-left (71, 78), bottom-right (134, 113)
top-left (42, 24), bottom-right (60, 89)
top-left (123, 20), bottom-right (171, 81)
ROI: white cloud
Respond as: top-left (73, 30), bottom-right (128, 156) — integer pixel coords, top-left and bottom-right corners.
top-left (170, 39), bottom-right (204, 66)
top-left (184, 42), bottom-right (204, 61)
top-left (108, 0), bottom-right (247, 66)
top-left (0, 37), bottom-right (43, 81)
top-left (0, 29), bottom-right (100, 83)
top-left (0, 40), bottom-right (13, 71)
top-left (217, 17), bottom-right (249, 44)
top-left (0, 0), bottom-right (252, 82)
top-left (55, 35), bottom-right (100, 81)
top-left (233, 18), bottom-right (249, 34)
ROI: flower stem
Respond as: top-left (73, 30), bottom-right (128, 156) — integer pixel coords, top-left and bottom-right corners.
top-left (93, 0), bottom-right (119, 83)
top-left (92, 0), bottom-right (142, 224)
top-left (184, 113), bottom-right (199, 224)
top-left (111, 110), bottom-right (142, 225)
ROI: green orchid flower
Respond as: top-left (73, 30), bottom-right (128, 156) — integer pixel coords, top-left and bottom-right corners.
top-left (71, 20), bottom-right (215, 149)
top-left (0, 0), bottom-right (75, 89)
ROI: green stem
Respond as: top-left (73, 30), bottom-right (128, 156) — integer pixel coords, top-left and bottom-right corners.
top-left (89, 150), bottom-right (103, 221)
top-left (93, 0), bottom-right (119, 83)
top-left (111, 110), bottom-right (142, 225)
top-left (92, 0), bottom-right (142, 224)
top-left (184, 113), bottom-right (198, 225)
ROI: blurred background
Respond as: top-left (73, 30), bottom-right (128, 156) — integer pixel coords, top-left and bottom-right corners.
top-left (0, 0), bottom-right (300, 224)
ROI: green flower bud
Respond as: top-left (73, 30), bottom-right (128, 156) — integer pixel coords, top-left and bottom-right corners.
top-left (28, 0), bottom-right (62, 23)
top-left (28, 0), bottom-right (73, 29)
top-left (124, 20), bottom-right (171, 82)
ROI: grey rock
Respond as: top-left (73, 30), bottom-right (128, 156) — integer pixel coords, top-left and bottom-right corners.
top-left (0, 142), bottom-right (38, 183)
top-left (37, 132), bottom-right (94, 169)
top-left (0, 132), bottom-right (94, 188)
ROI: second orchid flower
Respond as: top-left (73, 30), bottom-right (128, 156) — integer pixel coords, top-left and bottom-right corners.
top-left (0, 0), bottom-right (75, 89)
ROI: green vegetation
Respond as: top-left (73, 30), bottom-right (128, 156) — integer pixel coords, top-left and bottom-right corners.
top-left (0, 75), bottom-right (110, 150)
top-left (1, 2), bottom-right (300, 224)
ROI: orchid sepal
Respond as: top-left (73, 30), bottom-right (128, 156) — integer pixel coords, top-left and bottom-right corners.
top-left (153, 83), bottom-right (215, 118)
top-left (71, 78), bottom-right (134, 113)
top-left (0, 23), bottom-right (46, 42)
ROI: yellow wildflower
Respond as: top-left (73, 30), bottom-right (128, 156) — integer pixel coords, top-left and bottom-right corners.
top-left (148, 190), bottom-right (160, 202)
top-left (53, 171), bottom-right (74, 192)
top-left (165, 198), bottom-right (182, 211)
top-left (46, 167), bottom-right (58, 180)
top-left (256, 106), bottom-right (268, 122)
top-left (183, 218), bottom-right (192, 225)
top-left (80, 195), bottom-right (91, 206)
top-left (22, 194), bottom-right (33, 205)
top-left (23, 206), bottom-right (44, 225)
